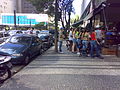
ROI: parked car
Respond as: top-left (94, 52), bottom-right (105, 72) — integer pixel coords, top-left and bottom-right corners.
top-left (0, 30), bottom-right (9, 37)
top-left (8, 30), bottom-right (23, 36)
top-left (33, 30), bottom-right (40, 36)
top-left (0, 34), bottom-right (42, 64)
top-left (39, 34), bottom-right (54, 50)
top-left (38, 30), bottom-right (50, 37)
top-left (0, 36), bottom-right (10, 44)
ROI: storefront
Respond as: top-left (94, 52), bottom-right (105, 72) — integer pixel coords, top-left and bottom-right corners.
top-left (73, 0), bottom-right (120, 56)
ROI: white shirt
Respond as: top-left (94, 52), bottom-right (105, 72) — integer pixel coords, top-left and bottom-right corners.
top-left (95, 30), bottom-right (102, 39)
top-left (68, 31), bottom-right (73, 41)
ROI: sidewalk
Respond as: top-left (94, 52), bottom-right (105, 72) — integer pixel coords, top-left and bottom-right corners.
top-left (1, 42), bottom-right (120, 90)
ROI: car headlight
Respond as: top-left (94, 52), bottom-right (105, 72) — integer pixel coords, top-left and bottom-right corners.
top-left (0, 56), bottom-right (6, 61)
top-left (12, 53), bottom-right (23, 57)
top-left (0, 56), bottom-right (11, 61)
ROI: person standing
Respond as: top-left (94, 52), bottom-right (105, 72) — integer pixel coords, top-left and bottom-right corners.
top-left (89, 29), bottom-right (104, 59)
top-left (95, 26), bottom-right (103, 52)
top-left (68, 28), bottom-right (73, 51)
top-left (58, 27), bottom-right (64, 53)
top-left (72, 28), bottom-right (77, 53)
top-left (81, 30), bottom-right (90, 56)
top-left (75, 28), bottom-right (81, 55)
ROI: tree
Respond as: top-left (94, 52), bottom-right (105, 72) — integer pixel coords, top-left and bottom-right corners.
top-left (28, 0), bottom-right (74, 30)
top-left (71, 15), bottom-right (80, 24)
top-left (58, 0), bottom-right (75, 31)
top-left (34, 22), bottom-right (47, 30)
top-left (27, 0), bottom-right (55, 16)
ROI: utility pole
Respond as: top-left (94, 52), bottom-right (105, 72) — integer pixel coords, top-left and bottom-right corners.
top-left (18, 16), bottom-right (20, 29)
top-left (30, 19), bottom-right (31, 28)
top-left (55, 0), bottom-right (58, 52)
top-left (14, 10), bottom-right (17, 29)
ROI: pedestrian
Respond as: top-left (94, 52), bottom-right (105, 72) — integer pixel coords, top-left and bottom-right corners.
top-left (81, 29), bottom-right (90, 56)
top-left (89, 29), bottom-right (104, 59)
top-left (58, 27), bottom-right (65, 53)
top-left (95, 26), bottom-right (103, 52)
top-left (68, 28), bottom-right (73, 51)
top-left (72, 28), bottom-right (77, 53)
top-left (75, 27), bottom-right (81, 55)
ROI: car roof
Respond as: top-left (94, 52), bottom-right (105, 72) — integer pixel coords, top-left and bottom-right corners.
top-left (12, 34), bottom-right (37, 38)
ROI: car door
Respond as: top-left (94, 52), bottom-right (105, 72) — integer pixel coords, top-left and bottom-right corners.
top-left (35, 37), bottom-right (42, 52)
top-left (30, 36), bottom-right (41, 57)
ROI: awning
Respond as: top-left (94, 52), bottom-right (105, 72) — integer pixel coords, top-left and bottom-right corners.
top-left (83, 12), bottom-right (93, 21)
top-left (80, 2), bottom-right (106, 21)
top-left (72, 20), bottom-right (83, 27)
top-left (85, 23), bottom-right (92, 31)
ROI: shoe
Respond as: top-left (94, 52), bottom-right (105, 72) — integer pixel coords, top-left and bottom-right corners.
top-left (59, 51), bottom-right (64, 53)
top-left (98, 56), bottom-right (104, 59)
top-left (72, 52), bottom-right (76, 54)
top-left (77, 52), bottom-right (80, 55)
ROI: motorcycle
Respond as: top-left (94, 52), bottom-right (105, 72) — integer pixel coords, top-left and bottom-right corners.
top-left (0, 52), bottom-right (12, 82)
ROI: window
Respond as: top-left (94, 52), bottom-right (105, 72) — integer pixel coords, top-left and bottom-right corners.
top-left (10, 36), bottom-right (31, 45)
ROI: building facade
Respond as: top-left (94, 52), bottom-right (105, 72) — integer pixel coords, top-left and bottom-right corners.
top-left (0, 0), bottom-right (38, 13)
top-left (81, 0), bottom-right (91, 17)
top-left (16, 0), bottom-right (38, 13)
top-left (78, 0), bottom-right (120, 56)
top-left (0, 0), bottom-right (16, 13)
top-left (0, 13), bottom-right (48, 26)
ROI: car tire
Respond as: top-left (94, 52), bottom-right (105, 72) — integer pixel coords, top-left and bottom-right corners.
top-left (0, 67), bottom-right (11, 82)
top-left (24, 56), bottom-right (30, 65)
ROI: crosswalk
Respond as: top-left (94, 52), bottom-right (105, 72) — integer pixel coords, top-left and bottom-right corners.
top-left (18, 44), bottom-right (120, 76)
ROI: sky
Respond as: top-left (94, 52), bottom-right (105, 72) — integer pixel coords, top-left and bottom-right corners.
top-left (72, 0), bottom-right (82, 18)
top-left (72, 0), bottom-right (90, 18)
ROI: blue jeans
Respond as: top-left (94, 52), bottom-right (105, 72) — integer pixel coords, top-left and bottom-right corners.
top-left (59, 41), bottom-right (63, 52)
top-left (90, 40), bottom-right (100, 57)
top-left (72, 39), bottom-right (77, 44)
top-left (76, 39), bottom-right (81, 48)
top-left (82, 40), bottom-right (88, 50)
top-left (82, 40), bottom-right (88, 56)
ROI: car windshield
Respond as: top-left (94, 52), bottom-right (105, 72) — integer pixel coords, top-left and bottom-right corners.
top-left (9, 36), bottom-right (31, 45)
top-left (40, 36), bottom-right (48, 39)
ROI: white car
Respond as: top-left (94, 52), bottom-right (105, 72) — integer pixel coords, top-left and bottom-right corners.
top-left (38, 30), bottom-right (50, 37)
top-left (33, 30), bottom-right (40, 35)
top-left (8, 30), bottom-right (23, 36)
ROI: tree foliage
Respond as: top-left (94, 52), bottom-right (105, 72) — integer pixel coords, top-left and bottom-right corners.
top-left (58, 0), bottom-right (74, 30)
top-left (27, 0), bottom-right (54, 16)
top-left (27, 0), bottom-right (75, 31)
top-left (34, 22), bottom-right (47, 30)
top-left (71, 15), bottom-right (80, 24)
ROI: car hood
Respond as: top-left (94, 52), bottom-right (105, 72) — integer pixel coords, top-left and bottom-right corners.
top-left (0, 43), bottom-right (28, 54)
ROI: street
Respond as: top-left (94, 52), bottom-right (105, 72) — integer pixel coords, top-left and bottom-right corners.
top-left (1, 0), bottom-right (120, 90)
top-left (1, 44), bottom-right (120, 90)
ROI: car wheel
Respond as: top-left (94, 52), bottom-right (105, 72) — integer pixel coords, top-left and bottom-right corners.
top-left (24, 56), bottom-right (30, 65)
top-left (0, 67), bottom-right (11, 82)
